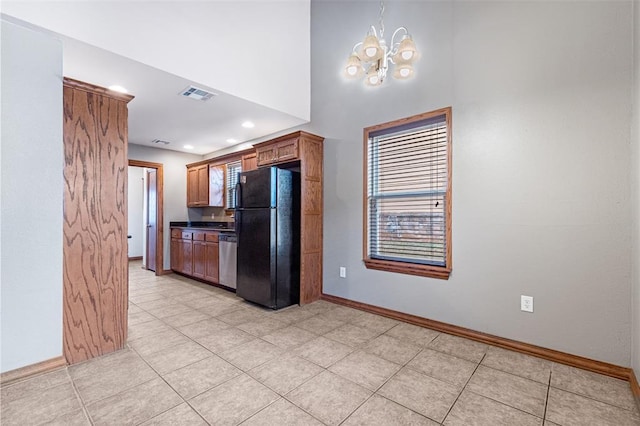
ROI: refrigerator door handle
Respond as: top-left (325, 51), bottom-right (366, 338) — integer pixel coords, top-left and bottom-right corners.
top-left (235, 182), bottom-right (242, 209)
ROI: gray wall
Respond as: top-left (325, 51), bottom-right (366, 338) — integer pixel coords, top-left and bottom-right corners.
top-left (0, 19), bottom-right (63, 372)
top-left (309, 1), bottom-right (633, 366)
top-left (128, 144), bottom-right (202, 271)
top-left (632, 0), bottom-right (640, 374)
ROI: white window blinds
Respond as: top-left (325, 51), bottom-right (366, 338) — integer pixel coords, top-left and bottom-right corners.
top-left (226, 161), bottom-right (242, 209)
top-left (367, 114), bottom-right (449, 266)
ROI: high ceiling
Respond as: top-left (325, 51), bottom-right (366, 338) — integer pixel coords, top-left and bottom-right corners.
top-left (1, 1), bottom-right (311, 156)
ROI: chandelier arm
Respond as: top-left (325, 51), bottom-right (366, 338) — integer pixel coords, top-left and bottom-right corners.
top-left (389, 26), bottom-right (409, 55)
top-left (351, 41), bottom-right (363, 55)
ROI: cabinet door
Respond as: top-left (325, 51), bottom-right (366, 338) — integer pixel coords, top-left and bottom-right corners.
top-left (181, 239), bottom-right (193, 275)
top-left (256, 145), bottom-right (277, 166)
top-left (197, 165), bottom-right (209, 205)
top-left (242, 153), bottom-right (258, 171)
top-left (208, 165), bottom-right (225, 207)
top-left (187, 167), bottom-right (199, 206)
top-left (192, 241), bottom-right (206, 279)
top-left (204, 242), bottom-right (219, 283)
top-left (171, 238), bottom-right (182, 272)
top-left (275, 138), bottom-right (299, 163)
top-left (187, 165), bottom-right (210, 207)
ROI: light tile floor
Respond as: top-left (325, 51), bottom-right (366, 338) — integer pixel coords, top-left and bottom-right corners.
top-left (2, 261), bottom-right (639, 425)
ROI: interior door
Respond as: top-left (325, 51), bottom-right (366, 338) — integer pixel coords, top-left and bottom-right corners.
top-left (146, 168), bottom-right (157, 272)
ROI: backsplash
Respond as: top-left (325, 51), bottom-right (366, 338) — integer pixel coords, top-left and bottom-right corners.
top-left (187, 206), bottom-right (234, 223)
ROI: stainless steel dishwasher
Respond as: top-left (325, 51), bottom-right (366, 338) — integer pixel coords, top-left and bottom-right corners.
top-left (218, 233), bottom-right (237, 289)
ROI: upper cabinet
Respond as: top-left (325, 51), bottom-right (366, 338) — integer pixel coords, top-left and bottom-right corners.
top-left (209, 165), bottom-right (225, 207)
top-left (187, 164), bottom-right (209, 207)
top-left (255, 136), bottom-right (299, 166)
top-left (241, 152), bottom-right (258, 172)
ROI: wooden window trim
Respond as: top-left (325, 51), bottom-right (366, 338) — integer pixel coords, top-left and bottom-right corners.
top-left (362, 107), bottom-right (452, 280)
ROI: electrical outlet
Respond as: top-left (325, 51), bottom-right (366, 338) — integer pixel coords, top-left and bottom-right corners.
top-left (339, 267), bottom-right (347, 278)
top-left (521, 295), bottom-right (534, 313)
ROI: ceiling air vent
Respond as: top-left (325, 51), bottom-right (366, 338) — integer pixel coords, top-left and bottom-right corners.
top-left (151, 139), bottom-right (170, 145)
top-left (179, 85), bottom-right (217, 101)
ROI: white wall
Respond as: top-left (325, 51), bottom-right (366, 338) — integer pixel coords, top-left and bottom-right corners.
top-left (631, 0), bottom-right (640, 374)
top-left (310, 1), bottom-right (633, 366)
top-left (0, 19), bottom-right (63, 372)
top-left (128, 144), bottom-right (202, 271)
top-left (2, 1), bottom-right (311, 121)
top-left (127, 166), bottom-right (144, 258)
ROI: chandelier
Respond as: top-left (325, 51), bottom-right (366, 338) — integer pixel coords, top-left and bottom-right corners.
top-left (344, 1), bottom-right (418, 87)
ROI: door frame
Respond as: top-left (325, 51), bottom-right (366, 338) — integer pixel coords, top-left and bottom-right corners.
top-left (129, 159), bottom-right (164, 276)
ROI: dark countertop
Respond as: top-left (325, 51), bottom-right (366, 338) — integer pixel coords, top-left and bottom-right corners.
top-left (170, 221), bottom-right (235, 232)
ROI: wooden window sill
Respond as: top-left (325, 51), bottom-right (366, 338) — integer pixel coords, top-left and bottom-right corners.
top-left (363, 258), bottom-right (451, 280)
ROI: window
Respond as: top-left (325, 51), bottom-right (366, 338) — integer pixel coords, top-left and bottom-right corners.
top-left (363, 107), bottom-right (452, 279)
top-left (225, 161), bottom-right (242, 209)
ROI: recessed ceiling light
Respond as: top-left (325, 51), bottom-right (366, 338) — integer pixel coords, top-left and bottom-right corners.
top-left (226, 138), bottom-right (237, 143)
top-left (184, 145), bottom-right (194, 150)
top-left (241, 121), bottom-right (255, 129)
top-left (108, 85), bottom-right (128, 94)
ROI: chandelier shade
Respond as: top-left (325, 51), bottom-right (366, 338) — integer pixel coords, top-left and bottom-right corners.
top-left (345, 53), bottom-right (364, 78)
top-left (362, 34), bottom-right (383, 61)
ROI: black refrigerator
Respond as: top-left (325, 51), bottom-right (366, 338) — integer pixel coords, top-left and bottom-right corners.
top-left (235, 167), bottom-right (300, 309)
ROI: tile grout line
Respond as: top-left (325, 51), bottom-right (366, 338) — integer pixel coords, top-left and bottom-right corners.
top-left (126, 343), bottom-right (210, 426)
top-left (440, 352), bottom-right (486, 423)
top-left (333, 332), bottom-right (432, 424)
top-left (353, 335), bottom-right (445, 424)
top-left (65, 367), bottom-right (95, 426)
top-left (542, 369), bottom-right (552, 422)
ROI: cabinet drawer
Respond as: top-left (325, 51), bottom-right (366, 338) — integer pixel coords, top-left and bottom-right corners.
top-left (181, 232), bottom-right (193, 240)
top-left (171, 229), bottom-right (182, 239)
top-left (193, 231), bottom-right (205, 241)
top-left (205, 232), bottom-right (219, 242)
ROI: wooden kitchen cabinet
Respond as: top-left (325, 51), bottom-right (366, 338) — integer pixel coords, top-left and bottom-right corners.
top-left (187, 164), bottom-right (209, 207)
top-left (171, 229), bottom-right (194, 275)
top-left (171, 228), bottom-right (220, 284)
top-left (253, 131), bottom-right (324, 304)
top-left (255, 137), bottom-right (299, 166)
top-left (192, 232), bottom-right (206, 279)
top-left (241, 152), bottom-right (258, 171)
top-left (204, 233), bottom-right (220, 283)
top-left (180, 232), bottom-right (193, 275)
top-left (171, 236), bottom-right (181, 272)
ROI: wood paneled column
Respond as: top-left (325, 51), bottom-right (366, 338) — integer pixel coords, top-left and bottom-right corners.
top-left (62, 77), bottom-right (134, 364)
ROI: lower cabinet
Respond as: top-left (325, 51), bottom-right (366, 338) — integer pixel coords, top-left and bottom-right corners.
top-left (192, 240), bottom-right (206, 279)
top-left (171, 228), bottom-right (220, 285)
top-left (180, 238), bottom-right (193, 275)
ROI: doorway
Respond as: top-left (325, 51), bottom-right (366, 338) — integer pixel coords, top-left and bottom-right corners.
top-left (129, 160), bottom-right (164, 276)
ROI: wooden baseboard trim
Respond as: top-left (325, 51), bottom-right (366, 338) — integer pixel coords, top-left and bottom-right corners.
top-left (0, 356), bottom-right (67, 386)
top-left (631, 369), bottom-right (640, 412)
top-left (128, 256), bottom-right (143, 261)
top-left (321, 293), bottom-right (632, 381)
top-left (159, 269), bottom-right (173, 276)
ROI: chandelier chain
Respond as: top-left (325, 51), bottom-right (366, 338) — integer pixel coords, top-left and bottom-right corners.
top-left (378, 0), bottom-right (385, 38)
